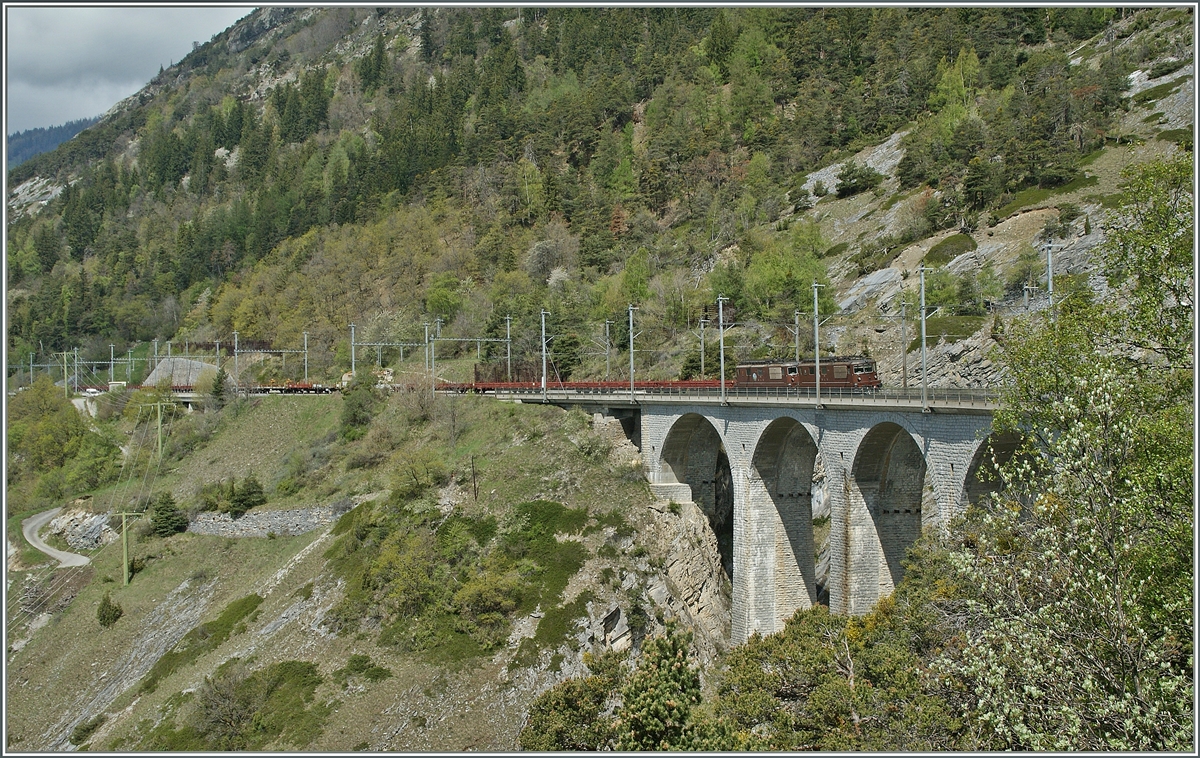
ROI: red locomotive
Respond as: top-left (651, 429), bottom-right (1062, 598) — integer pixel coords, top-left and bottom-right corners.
top-left (441, 356), bottom-right (881, 393)
top-left (734, 356), bottom-right (881, 389)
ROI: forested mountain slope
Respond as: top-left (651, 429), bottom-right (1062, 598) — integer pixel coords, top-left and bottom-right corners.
top-left (7, 117), bottom-right (101, 169)
top-left (6, 6), bottom-right (1190, 382)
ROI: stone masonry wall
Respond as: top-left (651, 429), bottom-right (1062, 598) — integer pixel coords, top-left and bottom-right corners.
top-left (187, 498), bottom-right (356, 538)
top-left (640, 403), bottom-right (992, 642)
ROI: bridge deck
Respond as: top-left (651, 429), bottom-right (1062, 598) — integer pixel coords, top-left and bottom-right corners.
top-left (492, 386), bottom-right (999, 414)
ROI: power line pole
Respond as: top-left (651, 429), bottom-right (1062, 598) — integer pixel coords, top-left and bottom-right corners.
top-left (541, 310), bottom-right (550, 401)
top-left (794, 310), bottom-right (801, 363)
top-left (605, 319), bottom-right (614, 380)
top-left (699, 318), bottom-right (707, 379)
top-left (427, 323), bottom-right (436, 376)
top-left (919, 266), bottom-right (929, 413)
top-left (349, 324), bottom-right (356, 377)
top-left (1044, 242), bottom-right (1065, 323)
top-left (505, 315), bottom-right (512, 382)
top-left (114, 512), bottom-right (142, 585)
top-left (109, 344), bottom-right (115, 383)
top-left (628, 305), bottom-right (638, 403)
top-left (899, 298), bottom-right (908, 389)
top-left (427, 328), bottom-right (436, 395)
top-left (717, 295), bottom-right (728, 405)
top-left (813, 283), bottom-right (824, 409)
top-left (303, 332), bottom-right (309, 381)
top-left (139, 401), bottom-right (177, 460)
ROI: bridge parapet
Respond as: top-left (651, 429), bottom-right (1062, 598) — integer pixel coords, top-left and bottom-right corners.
top-left (495, 386), bottom-right (999, 413)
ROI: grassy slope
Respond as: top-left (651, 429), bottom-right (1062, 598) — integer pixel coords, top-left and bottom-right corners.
top-left (6, 390), bottom-right (671, 751)
top-left (154, 393), bottom-right (343, 508)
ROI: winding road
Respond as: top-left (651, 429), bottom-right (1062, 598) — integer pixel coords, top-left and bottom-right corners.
top-left (21, 508), bottom-right (91, 567)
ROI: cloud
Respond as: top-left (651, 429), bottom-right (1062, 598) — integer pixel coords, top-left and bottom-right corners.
top-left (6, 6), bottom-right (251, 133)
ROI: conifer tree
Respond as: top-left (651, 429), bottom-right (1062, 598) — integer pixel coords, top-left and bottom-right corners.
top-left (97, 592), bottom-right (123, 627)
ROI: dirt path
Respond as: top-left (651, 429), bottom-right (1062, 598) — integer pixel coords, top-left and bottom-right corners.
top-left (21, 508), bottom-right (90, 568)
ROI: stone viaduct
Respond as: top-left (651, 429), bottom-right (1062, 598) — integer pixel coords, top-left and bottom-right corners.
top-left (502, 387), bottom-right (1010, 644)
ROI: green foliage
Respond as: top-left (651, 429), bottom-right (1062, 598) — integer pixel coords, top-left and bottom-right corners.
top-left (7, 375), bottom-right (90, 472)
top-left (1148, 58), bottom-right (1190, 79)
top-left (227, 474), bottom-right (266, 517)
top-left (519, 650), bottom-right (627, 750)
top-left (742, 237), bottom-right (828, 321)
top-left (1156, 128), bottom-right (1193, 149)
top-left (1005, 243), bottom-right (1041, 293)
top-left (1131, 75), bottom-right (1188, 106)
top-left (69, 714), bottom-right (107, 746)
top-left (143, 659), bottom-right (330, 750)
top-left (834, 160), bottom-right (885, 198)
top-left (97, 592), bottom-right (123, 628)
top-left (210, 368), bottom-right (228, 408)
top-left (195, 475), bottom-right (268, 518)
top-left (614, 626), bottom-right (701, 749)
top-left (325, 494), bottom-right (589, 664)
top-left (1095, 156), bottom-right (1193, 366)
top-left (333, 654), bottom-right (392, 687)
top-left (612, 625), bottom-right (746, 750)
top-left (140, 594), bottom-right (264, 694)
top-left (930, 157), bottom-right (1194, 750)
top-left (389, 445), bottom-right (450, 500)
top-left (993, 174), bottom-right (1100, 218)
top-left (150, 491), bottom-right (189, 537)
top-left (714, 597), bottom-right (960, 750)
top-left (923, 233), bottom-right (977, 267)
top-left (8, 6), bottom-right (1148, 388)
top-left (339, 380), bottom-right (382, 441)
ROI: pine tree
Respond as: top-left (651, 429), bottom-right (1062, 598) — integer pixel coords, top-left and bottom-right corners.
top-left (211, 367), bottom-right (228, 408)
top-left (97, 592), bottom-right (123, 627)
top-left (615, 625), bottom-right (702, 750)
top-left (150, 491), bottom-right (188, 537)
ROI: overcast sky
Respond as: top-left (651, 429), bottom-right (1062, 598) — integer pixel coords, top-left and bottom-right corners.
top-left (5, 5), bottom-right (253, 135)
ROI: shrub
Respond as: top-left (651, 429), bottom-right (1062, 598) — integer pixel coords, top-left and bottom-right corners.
top-left (140, 594), bottom-right (264, 694)
top-left (223, 475), bottom-right (267, 518)
top-left (333, 654), bottom-right (393, 687)
top-left (70, 714), bottom-right (107, 745)
top-left (924, 233), bottom-right (977, 266)
top-left (390, 446), bottom-right (450, 500)
top-left (340, 380), bottom-right (382, 440)
top-left (835, 160), bottom-right (885, 198)
top-left (821, 242), bottom-right (849, 258)
top-left (97, 592), bottom-right (123, 627)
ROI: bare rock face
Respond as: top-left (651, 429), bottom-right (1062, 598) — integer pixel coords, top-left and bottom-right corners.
top-left (225, 7), bottom-right (297, 53)
top-left (48, 502), bottom-right (117, 551)
top-left (6, 176), bottom-right (64, 217)
top-left (638, 497), bottom-right (732, 668)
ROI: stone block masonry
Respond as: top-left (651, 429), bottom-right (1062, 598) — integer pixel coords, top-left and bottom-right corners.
top-left (639, 403), bottom-right (995, 643)
top-left (187, 498), bottom-right (356, 538)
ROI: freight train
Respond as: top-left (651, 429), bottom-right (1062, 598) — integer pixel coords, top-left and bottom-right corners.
top-left (442, 356), bottom-right (881, 393)
top-left (82, 357), bottom-right (879, 396)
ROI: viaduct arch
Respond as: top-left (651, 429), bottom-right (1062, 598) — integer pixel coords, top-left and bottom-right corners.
top-left (642, 404), bottom-right (1000, 642)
